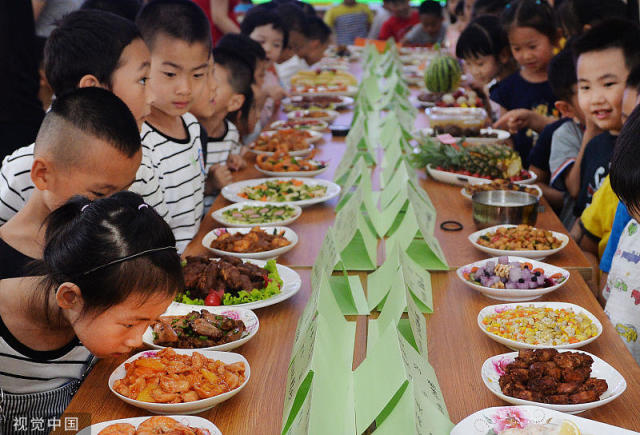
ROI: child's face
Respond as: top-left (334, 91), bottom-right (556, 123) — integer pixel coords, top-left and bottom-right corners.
top-left (304, 40), bottom-right (329, 66)
top-left (110, 38), bottom-right (153, 130)
top-left (392, 0), bottom-right (411, 18)
top-left (254, 59), bottom-right (267, 89)
top-left (148, 34), bottom-right (210, 117)
top-left (508, 27), bottom-right (555, 76)
top-left (212, 65), bottom-right (238, 117)
top-left (250, 24), bottom-right (284, 65)
top-left (69, 291), bottom-right (174, 358)
top-left (464, 55), bottom-right (499, 86)
top-left (420, 14), bottom-right (443, 38)
top-left (621, 87), bottom-right (640, 124)
top-left (189, 58), bottom-right (218, 120)
top-left (577, 48), bottom-right (628, 133)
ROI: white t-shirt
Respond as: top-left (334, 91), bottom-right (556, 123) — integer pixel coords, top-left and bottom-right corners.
top-left (275, 55), bottom-right (309, 89)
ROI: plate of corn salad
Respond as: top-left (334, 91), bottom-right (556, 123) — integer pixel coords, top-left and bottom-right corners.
top-left (478, 302), bottom-right (602, 350)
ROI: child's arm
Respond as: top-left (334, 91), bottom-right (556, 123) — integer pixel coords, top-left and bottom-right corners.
top-left (493, 109), bottom-right (554, 134)
top-left (204, 163), bottom-right (233, 196)
top-left (208, 0), bottom-right (241, 34)
top-left (528, 165), bottom-right (564, 210)
top-left (563, 117), bottom-right (603, 198)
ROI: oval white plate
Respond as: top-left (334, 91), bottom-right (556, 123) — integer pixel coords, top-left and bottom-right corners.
top-left (281, 95), bottom-right (353, 111)
top-left (175, 259), bottom-right (302, 310)
top-left (410, 94), bottom-right (436, 108)
top-left (77, 415), bottom-right (222, 435)
top-left (108, 349), bottom-right (250, 414)
top-left (461, 184), bottom-right (543, 201)
top-left (254, 162), bottom-right (329, 178)
top-left (211, 202), bottom-right (302, 228)
top-left (269, 119), bottom-right (329, 131)
top-left (478, 301), bottom-right (603, 350)
top-left (286, 109), bottom-right (339, 121)
top-left (202, 226), bottom-right (298, 259)
top-left (416, 127), bottom-right (510, 144)
top-left (221, 177), bottom-right (341, 207)
top-left (468, 224), bottom-right (569, 260)
top-left (142, 305), bottom-right (259, 352)
top-left (457, 256), bottom-right (570, 302)
top-left (482, 350), bottom-right (626, 414)
top-left (426, 164), bottom-right (537, 186)
top-left (452, 405), bottom-right (638, 434)
top-left (291, 85), bottom-right (357, 97)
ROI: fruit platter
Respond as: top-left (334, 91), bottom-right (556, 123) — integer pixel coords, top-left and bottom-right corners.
top-left (433, 88), bottom-right (484, 108)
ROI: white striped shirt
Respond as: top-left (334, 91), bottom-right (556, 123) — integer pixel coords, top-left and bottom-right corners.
top-left (141, 113), bottom-right (205, 253)
top-left (204, 119), bottom-right (241, 171)
top-left (0, 144), bottom-right (170, 224)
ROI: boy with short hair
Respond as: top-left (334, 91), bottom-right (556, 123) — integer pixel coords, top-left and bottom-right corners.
top-left (402, 0), bottom-right (447, 46)
top-left (136, 0), bottom-right (212, 253)
top-left (324, 0), bottom-right (373, 46)
top-left (274, 2), bottom-right (310, 86)
top-left (303, 16), bottom-right (332, 66)
top-left (379, 0), bottom-right (419, 41)
top-left (0, 87), bottom-right (142, 278)
top-left (0, 9), bottom-right (166, 224)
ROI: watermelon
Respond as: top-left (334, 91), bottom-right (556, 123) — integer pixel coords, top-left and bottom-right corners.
top-left (424, 55), bottom-right (462, 94)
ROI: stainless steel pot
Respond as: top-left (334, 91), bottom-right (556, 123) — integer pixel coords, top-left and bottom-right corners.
top-left (471, 190), bottom-right (538, 229)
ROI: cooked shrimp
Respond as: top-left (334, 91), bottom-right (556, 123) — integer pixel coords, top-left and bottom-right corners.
top-left (136, 417), bottom-right (196, 435)
top-left (150, 387), bottom-right (178, 403)
top-left (159, 377), bottom-right (190, 394)
top-left (97, 423), bottom-right (136, 435)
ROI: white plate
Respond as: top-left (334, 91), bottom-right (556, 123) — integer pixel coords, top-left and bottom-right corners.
top-left (108, 349), bottom-right (250, 414)
top-left (452, 405), bottom-right (638, 434)
top-left (468, 224), bottom-right (570, 260)
top-left (286, 109), bottom-right (339, 121)
top-left (142, 305), bottom-right (259, 352)
top-left (175, 259), bottom-right (302, 310)
top-left (269, 119), bottom-right (329, 131)
top-left (482, 350), bottom-right (626, 414)
top-left (221, 177), bottom-right (341, 207)
top-left (77, 415), bottom-right (221, 435)
top-left (291, 85), bottom-right (357, 97)
top-left (202, 226), bottom-right (298, 259)
top-left (461, 184), bottom-right (543, 200)
top-left (416, 127), bottom-right (510, 144)
top-left (478, 302), bottom-right (603, 350)
top-left (254, 162), bottom-right (329, 178)
top-left (211, 202), bottom-right (302, 228)
top-left (410, 94), bottom-right (436, 108)
top-left (457, 256), bottom-right (570, 302)
top-left (426, 164), bottom-right (537, 186)
top-left (281, 95), bottom-right (353, 111)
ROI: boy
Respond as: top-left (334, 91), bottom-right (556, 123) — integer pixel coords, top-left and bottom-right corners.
top-left (136, 0), bottom-right (212, 253)
top-left (324, 0), bottom-right (373, 45)
top-left (378, 0), bottom-right (419, 41)
top-left (369, 0), bottom-right (393, 40)
top-left (274, 3), bottom-right (310, 86)
top-left (0, 10), bottom-right (165, 224)
top-left (302, 16), bottom-right (332, 66)
top-left (0, 88), bottom-right (142, 278)
top-left (402, 0), bottom-right (447, 46)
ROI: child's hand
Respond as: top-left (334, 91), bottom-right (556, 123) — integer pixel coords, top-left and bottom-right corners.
top-left (227, 154), bottom-right (246, 171)
top-left (493, 109), bottom-right (532, 133)
top-left (205, 164), bottom-right (233, 194)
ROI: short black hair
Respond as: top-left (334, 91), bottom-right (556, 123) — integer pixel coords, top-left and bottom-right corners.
top-left (610, 104), bottom-right (640, 216)
top-left (472, 0), bottom-right (509, 18)
top-left (305, 15), bottom-right (331, 43)
top-left (419, 0), bottom-right (442, 16)
top-left (627, 64), bottom-right (640, 94)
top-left (37, 87), bottom-right (141, 158)
top-left (136, 0), bottom-right (212, 52)
top-left (38, 191), bottom-right (183, 319)
top-left (548, 47), bottom-right (577, 103)
top-left (80, 0), bottom-right (142, 21)
top-left (501, 0), bottom-right (557, 43)
top-left (456, 15), bottom-right (509, 60)
top-left (556, 0), bottom-right (627, 37)
top-left (216, 33), bottom-right (267, 77)
top-left (213, 47), bottom-right (254, 123)
top-left (572, 18), bottom-right (640, 72)
top-left (240, 9), bottom-right (289, 49)
top-left (44, 9), bottom-right (140, 96)
top-left (276, 2), bottom-right (308, 34)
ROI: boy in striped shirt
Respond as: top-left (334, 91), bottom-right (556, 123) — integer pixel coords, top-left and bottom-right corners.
top-left (324, 0), bottom-right (373, 45)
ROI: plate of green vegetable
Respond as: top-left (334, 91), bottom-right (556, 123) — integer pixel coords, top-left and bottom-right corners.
top-left (221, 177), bottom-right (340, 207)
top-left (212, 202), bottom-right (302, 227)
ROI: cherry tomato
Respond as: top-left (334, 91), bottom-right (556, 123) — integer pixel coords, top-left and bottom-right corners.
top-left (205, 292), bottom-right (222, 306)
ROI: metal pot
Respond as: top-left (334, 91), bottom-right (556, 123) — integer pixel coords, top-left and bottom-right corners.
top-left (471, 190), bottom-right (538, 229)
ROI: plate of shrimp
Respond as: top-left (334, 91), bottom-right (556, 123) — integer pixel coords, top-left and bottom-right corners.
top-left (109, 348), bottom-right (249, 414)
top-left (79, 415), bottom-right (221, 435)
top-left (255, 150), bottom-right (329, 177)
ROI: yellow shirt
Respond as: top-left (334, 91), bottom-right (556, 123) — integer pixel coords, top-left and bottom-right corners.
top-left (324, 3), bottom-right (373, 27)
top-left (581, 176), bottom-right (619, 258)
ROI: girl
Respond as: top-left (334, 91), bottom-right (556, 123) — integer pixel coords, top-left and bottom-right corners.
top-left (455, 15), bottom-right (517, 120)
top-left (0, 192), bottom-right (184, 431)
top-left (490, 0), bottom-right (559, 166)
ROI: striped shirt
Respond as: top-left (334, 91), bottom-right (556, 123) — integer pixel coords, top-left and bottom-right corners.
top-left (0, 144), bottom-right (169, 225)
top-left (141, 113), bottom-right (205, 253)
top-left (324, 3), bottom-right (373, 45)
top-left (204, 119), bottom-right (241, 171)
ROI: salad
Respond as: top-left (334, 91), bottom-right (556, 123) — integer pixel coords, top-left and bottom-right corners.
top-left (238, 179), bottom-right (327, 202)
top-left (462, 257), bottom-right (566, 290)
top-left (221, 204), bottom-right (298, 225)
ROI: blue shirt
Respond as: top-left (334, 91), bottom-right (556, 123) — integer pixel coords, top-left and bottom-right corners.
top-left (601, 201), bottom-right (633, 273)
top-left (528, 117), bottom-right (570, 173)
top-left (490, 72), bottom-right (556, 166)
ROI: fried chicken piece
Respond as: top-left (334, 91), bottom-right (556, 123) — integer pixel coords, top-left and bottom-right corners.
top-left (507, 359), bottom-right (530, 369)
top-left (528, 361), bottom-right (556, 379)
top-left (534, 348), bottom-right (558, 362)
top-left (506, 368), bottom-right (530, 383)
top-left (518, 349), bottom-right (537, 364)
top-left (572, 353), bottom-right (594, 368)
top-left (191, 318), bottom-right (223, 339)
top-left (152, 319), bottom-right (179, 344)
top-left (545, 394), bottom-right (569, 404)
top-left (546, 366), bottom-right (562, 381)
top-left (579, 378), bottom-right (608, 396)
top-left (528, 376), bottom-right (557, 394)
top-left (511, 389), bottom-right (543, 402)
top-left (569, 390), bottom-right (599, 404)
top-left (556, 382), bottom-right (581, 394)
top-left (553, 352), bottom-right (591, 369)
top-left (562, 366), bottom-right (591, 383)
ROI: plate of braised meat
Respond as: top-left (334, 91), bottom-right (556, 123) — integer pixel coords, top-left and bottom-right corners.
top-left (482, 349), bottom-right (626, 413)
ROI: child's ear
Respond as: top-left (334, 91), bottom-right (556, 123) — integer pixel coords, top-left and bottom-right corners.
top-left (55, 282), bottom-right (84, 312)
top-left (227, 94), bottom-right (245, 113)
top-left (554, 100), bottom-right (575, 119)
top-left (77, 74), bottom-right (104, 89)
top-left (30, 157), bottom-right (54, 191)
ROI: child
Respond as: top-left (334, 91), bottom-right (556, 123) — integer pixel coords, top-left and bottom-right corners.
top-left (379, 0), bottom-right (419, 41)
top-left (136, 0), bottom-right (212, 253)
top-left (324, 0), bottom-right (373, 45)
top-left (491, 0), bottom-right (558, 165)
top-left (402, 1), bottom-right (447, 46)
top-left (275, 3), bottom-right (310, 86)
top-left (602, 104), bottom-right (640, 364)
top-left (0, 191), bottom-right (182, 431)
top-left (369, 0), bottom-right (393, 40)
top-left (0, 10), bottom-right (166, 225)
top-left (80, 0), bottom-right (142, 20)
top-left (471, 0), bottom-right (509, 18)
top-left (302, 16), bottom-right (332, 67)
top-left (556, 0), bottom-right (627, 38)
top-left (0, 88), bottom-right (142, 277)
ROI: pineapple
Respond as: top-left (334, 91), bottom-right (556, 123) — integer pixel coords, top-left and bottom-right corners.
top-left (411, 137), bottom-right (522, 179)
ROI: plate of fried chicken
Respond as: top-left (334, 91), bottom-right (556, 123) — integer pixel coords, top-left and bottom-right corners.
top-left (482, 349), bottom-right (626, 414)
